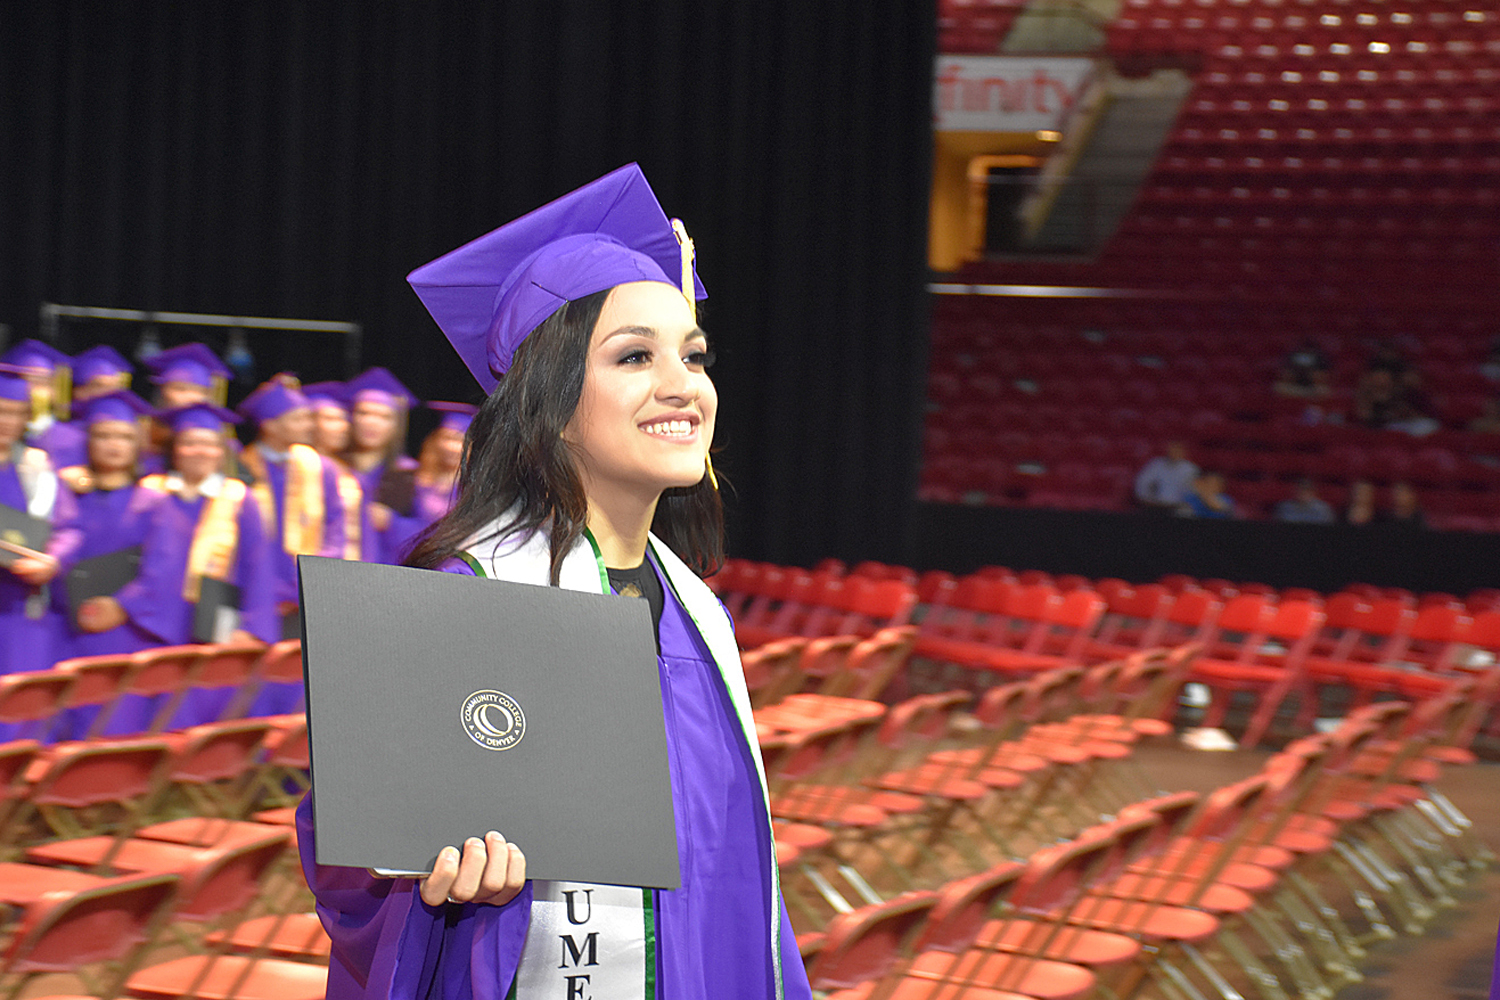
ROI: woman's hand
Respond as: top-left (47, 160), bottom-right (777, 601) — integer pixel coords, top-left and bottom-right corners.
top-left (419, 831), bottom-right (526, 907)
top-left (10, 554), bottom-right (59, 586)
top-left (368, 502), bottom-right (393, 532)
top-left (77, 596), bottom-right (128, 633)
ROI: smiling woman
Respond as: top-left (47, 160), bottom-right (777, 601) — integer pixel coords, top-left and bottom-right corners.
top-left (295, 164), bottom-right (811, 1000)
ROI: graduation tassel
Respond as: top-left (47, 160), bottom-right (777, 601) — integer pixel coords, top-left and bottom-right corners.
top-left (670, 219), bottom-right (696, 322)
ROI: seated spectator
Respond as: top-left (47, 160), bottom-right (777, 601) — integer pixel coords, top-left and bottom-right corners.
top-left (1272, 338), bottom-right (1331, 399)
top-left (1345, 479), bottom-right (1377, 525)
top-left (1352, 368), bottom-right (1400, 428)
top-left (1274, 478), bottom-right (1335, 524)
top-left (1365, 339), bottom-right (1411, 380)
top-left (1468, 398), bottom-right (1500, 434)
top-left (1385, 396), bottom-right (1440, 437)
top-left (1380, 481), bottom-right (1426, 529)
top-left (1177, 470), bottom-right (1236, 519)
top-left (1133, 440), bottom-right (1198, 512)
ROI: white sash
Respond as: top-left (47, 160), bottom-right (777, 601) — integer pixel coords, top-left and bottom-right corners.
top-left (513, 882), bottom-right (651, 999)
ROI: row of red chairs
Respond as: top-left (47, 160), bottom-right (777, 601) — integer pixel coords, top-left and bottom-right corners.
top-left (801, 694), bottom-right (1492, 998)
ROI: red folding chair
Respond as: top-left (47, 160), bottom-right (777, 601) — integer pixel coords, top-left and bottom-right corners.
top-left (0, 671), bottom-right (76, 744)
top-left (1190, 598), bottom-right (1326, 748)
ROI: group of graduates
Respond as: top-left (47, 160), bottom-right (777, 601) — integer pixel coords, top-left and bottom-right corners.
top-left (0, 337), bottom-right (473, 716)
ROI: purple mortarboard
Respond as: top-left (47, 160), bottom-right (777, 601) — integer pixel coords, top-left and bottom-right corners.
top-left (407, 163), bottom-right (707, 393)
top-left (146, 343), bottom-right (232, 388)
top-left (0, 363), bottom-right (31, 402)
top-left (347, 367), bottom-right (418, 411)
top-left (302, 381), bottom-right (350, 411)
top-left (159, 402), bottom-right (241, 435)
top-left (1, 339), bottom-right (70, 375)
top-left (72, 345), bottom-right (134, 386)
top-left (428, 401), bottom-right (477, 434)
top-left (76, 389), bottom-right (152, 426)
top-left (237, 375), bottom-right (310, 425)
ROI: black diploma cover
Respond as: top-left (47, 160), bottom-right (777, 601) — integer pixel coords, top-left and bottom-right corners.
top-left (0, 503), bottom-right (51, 569)
top-left (65, 545), bottom-right (143, 622)
top-left (297, 555), bottom-right (680, 888)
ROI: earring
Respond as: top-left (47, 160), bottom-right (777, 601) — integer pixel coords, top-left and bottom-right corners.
top-left (705, 454), bottom-right (720, 490)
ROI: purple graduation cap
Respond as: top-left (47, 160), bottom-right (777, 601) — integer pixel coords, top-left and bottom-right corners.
top-left (158, 402), bottom-right (241, 435)
top-left (237, 375), bottom-right (311, 426)
top-left (72, 345), bottom-right (134, 387)
top-left (407, 163), bottom-right (706, 393)
top-left (302, 381), bottom-right (350, 412)
top-left (1, 339), bottom-right (70, 376)
top-left (0, 362), bottom-right (32, 402)
top-left (146, 343), bottom-right (232, 389)
top-left (75, 389), bottom-right (152, 426)
top-left (346, 367), bottom-right (418, 412)
top-left (427, 401), bottom-right (477, 435)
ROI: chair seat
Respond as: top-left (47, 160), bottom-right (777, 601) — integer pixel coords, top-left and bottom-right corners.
top-left (1067, 894), bottom-right (1220, 942)
top-left (134, 817), bottom-right (289, 848)
top-left (125, 955), bottom-right (327, 1000)
top-left (204, 913), bottom-right (332, 959)
top-left (976, 918), bottom-right (1140, 967)
top-left (0, 862), bottom-right (106, 904)
top-left (828, 978), bottom-right (1036, 1000)
top-left (909, 946), bottom-right (1096, 1000)
top-left (1096, 874), bottom-right (1257, 914)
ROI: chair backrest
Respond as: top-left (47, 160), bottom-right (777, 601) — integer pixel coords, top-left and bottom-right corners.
top-left (1, 871), bottom-right (179, 976)
top-left (128, 645), bottom-right (207, 697)
top-left (830, 627), bottom-right (916, 701)
top-left (195, 643), bottom-right (269, 689)
top-left (29, 738), bottom-right (176, 812)
top-left (255, 640), bottom-right (306, 685)
top-left (55, 653), bottom-right (140, 712)
top-left (170, 719), bottom-right (275, 785)
top-left (172, 830), bottom-right (290, 924)
top-left (0, 672), bottom-right (75, 738)
top-left (805, 890), bottom-right (940, 992)
top-left (913, 860), bottom-right (1026, 954)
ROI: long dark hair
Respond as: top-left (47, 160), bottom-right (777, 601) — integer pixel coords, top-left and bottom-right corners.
top-left (405, 287), bottom-right (725, 583)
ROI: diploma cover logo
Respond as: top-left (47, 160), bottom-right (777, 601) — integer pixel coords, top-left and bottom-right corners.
top-left (460, 690), bottom-right (526, 751)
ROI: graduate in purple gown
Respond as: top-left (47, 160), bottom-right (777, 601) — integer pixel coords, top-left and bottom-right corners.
top-left (140, 343), bottom-right (232, 476)
top-left (37, 345), bottom-right (134, 469)
top-left (305, 381), bottom-right (365, 561)
top-left (387, 401), bottom-right (471, 562)
top-left (48, 389), bottom-right (160, 660)
top-left (297, 165), bottom-right (810, 1000)
top-left (1, 339), bottom-right (75, 468)
top-left (106, 403), bottom-right (280, 727)
top-left (0, 363), bottom-right (61, 677)
top-left (343, 367), bottom-right (420, 564)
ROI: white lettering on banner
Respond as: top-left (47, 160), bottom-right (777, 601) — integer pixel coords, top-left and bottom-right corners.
top-left (934, 56), bottom-right (1098, 132)
top-left (515, 881), bottom-right (647, 998)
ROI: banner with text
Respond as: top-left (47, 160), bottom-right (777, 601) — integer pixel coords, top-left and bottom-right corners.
top-left (934, 55), bottom-right (1097, 132)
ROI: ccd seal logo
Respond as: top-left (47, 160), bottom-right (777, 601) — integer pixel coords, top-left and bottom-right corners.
top-left (461, 690), bottom-right (525, 751)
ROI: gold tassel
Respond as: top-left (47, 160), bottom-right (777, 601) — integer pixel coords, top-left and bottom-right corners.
top-left (705, 454), bottom-right (719, 491)
top-left (670, 219), bottom-right (696, 322)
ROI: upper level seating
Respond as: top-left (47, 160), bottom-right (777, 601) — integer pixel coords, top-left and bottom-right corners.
top-left (924, 1), bottom-right (1500, 526)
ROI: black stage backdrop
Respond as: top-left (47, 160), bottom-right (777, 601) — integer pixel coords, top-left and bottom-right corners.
top-left (0, 2), bottom-right (935, 566)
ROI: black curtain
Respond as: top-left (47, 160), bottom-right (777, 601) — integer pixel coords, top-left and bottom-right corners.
top-left (0, 1), bottom-right (935, 566)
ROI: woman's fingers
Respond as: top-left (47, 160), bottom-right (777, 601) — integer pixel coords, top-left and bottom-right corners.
top-left (418, 834), bottom-right (526, 907)
top-left (446, 836), bottom-right (489, 902)
top-left (477, 831), bottom-right (527, 905)
top-left (418, 845), bottom-right (461, 906)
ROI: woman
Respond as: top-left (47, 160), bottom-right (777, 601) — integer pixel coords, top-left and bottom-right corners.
top-left (342, 367), bottom-right (419, 564)
top-left (305, 381), bottom-right (365, 561)
top-left (297, 165), bottom-right (809, 1000)
top-left (386, 401), bottom-right (472, 561)
top-left (48, 390), bottom-right (161, 660)
top-left (0, 362), bottom-right (60, 676)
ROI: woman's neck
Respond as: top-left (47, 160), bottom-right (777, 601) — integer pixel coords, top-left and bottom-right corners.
top-left (585, 491), bottom-right (659, 569)
top-left (93, 468), bottom-right (133, 490)
top-left (348, 449), bottom-right (383, 473)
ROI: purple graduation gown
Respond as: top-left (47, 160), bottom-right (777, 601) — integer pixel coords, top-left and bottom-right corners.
top-left (109, 481), bottom-right (280, 729)
top-left (353, 457), bottom-right (420, 565)
top-left (388, 479), bottom-right (456, 564)
top-left (32, 419), bottom-right (86, 469)
top-left (296, 556), bottom-right (811, 1000)
top-left (0, 462), bottom-right (57, 676)
top-left (47, 481), bottom-right (161, 659)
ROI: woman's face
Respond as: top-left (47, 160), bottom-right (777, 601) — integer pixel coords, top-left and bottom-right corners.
top-left (160, 380), bottom-right (210, 409)
top-left (313, 404), bottom-right (351, 454)
top-left (434, 427), bottom-right (464, 472)
top-left (563, 281), bottom-right (717, 504)
top-left (173, 427), bottom-right (226, 482)
top-left (352, 400), bottom-right (397, 452)
top-left (87, 419), bottom-right (140, 473)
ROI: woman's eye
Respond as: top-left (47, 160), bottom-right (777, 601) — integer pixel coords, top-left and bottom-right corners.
top-left (686, 348), bottom-right (716, 369)
top-left (618, 349), bottom-right (652, 365)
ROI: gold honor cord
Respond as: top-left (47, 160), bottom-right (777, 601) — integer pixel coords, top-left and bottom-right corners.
top-left (670, 218), bottom-right (718, 491)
